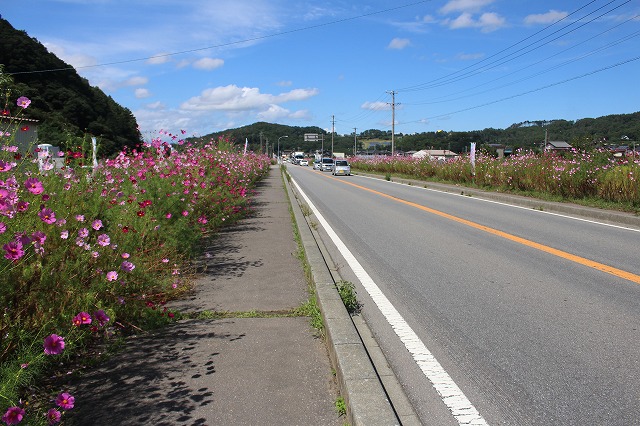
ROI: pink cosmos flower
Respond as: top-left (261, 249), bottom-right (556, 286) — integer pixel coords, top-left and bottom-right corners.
top-left (0, 222), bottom-right (6, 234)
top-left (2, 406), bottom-right (25, 425)
top-left (94, 309), bottom-right (110, 326)
top-left (96, 234), bottom-right (110, 246)
top-left (120, 261), bottom-right (135, 272)
top-left (60, 230), bottom-right (69, 239)
top-left (91, 219), bottom-right (103, 230)
top-left (31, 231), bottom-right (46, 245)
top-left (75, 215), bottom-right (85, 222)
top-left (106, 271), bottom-right (118, 281)
top-left (43, 334), bottom-right (65, 355)
top-left (16, 96), bottom-right (31, 108)
top-left (0, 160), bottom-right (13, 172)
top-left (46, 408), bottom-right (62, 424)
top-left (78, 228), bottom-right (89, 238)
top-left (55, 392), bottom-right (75, 410)
top-left (121, 252), bottom-right (130, 259)
top-left (72, 312), bottom-right (92, 326)
top-left (3, 240), bottom-right (24, 261)
top-left (38, 207), bottom-right (57, 224)
top-left (182, 210), bottom-right (189, 216)
top-left (24, 177), bottom-right (44, 194)
top-left (16, 201), bottom-right (29, 213)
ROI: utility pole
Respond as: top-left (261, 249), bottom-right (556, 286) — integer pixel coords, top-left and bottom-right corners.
top-left (259, 131), bottom-right (263, 154)
top-left (353, 127), bottom-right (357, 156)
top-left (331, 115), bottom-right (335, 157)
top-left (387, 90), bottom-right (397, 156)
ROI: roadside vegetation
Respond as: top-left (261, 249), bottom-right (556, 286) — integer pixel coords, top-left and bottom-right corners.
top-left (351, 149), bottom-right (640, 213)
top-left (0, 96), bottom-right (270, 425)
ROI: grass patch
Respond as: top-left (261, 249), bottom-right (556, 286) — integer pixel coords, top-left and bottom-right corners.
top-left (336, 280), bottom-right (360, 314)
top-left (281, 170), bottom-right (325, 337)
top-left (335, 396), bottom-right (347, 416)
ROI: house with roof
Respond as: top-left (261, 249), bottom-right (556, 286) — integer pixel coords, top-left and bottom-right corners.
top-left (0, 116), bottom-right (40, 152)
top-left (544, 141), bottom-right (573, 152)
top-left (412, 149), bottom-right (459, 161)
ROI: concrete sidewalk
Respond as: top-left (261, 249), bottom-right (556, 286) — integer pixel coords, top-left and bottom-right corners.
top-left (66, 166), bottom-right (399, 426)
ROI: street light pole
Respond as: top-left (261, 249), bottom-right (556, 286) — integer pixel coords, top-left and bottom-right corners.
top-left (277, 135), bottom-right (288, 163)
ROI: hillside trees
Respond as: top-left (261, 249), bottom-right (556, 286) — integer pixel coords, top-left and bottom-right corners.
top-left (0, 18), bottom-right (141, 157)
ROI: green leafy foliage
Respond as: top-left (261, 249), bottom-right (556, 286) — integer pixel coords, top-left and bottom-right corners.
top-left (0, 18), bottom-right (142, 158)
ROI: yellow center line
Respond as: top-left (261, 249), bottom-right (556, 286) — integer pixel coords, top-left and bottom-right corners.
top-left (327, 174), bottom-right (640, 285)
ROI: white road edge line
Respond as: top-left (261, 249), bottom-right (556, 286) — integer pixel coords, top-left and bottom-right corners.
top-left (292, 178), bottom-right (489, 426)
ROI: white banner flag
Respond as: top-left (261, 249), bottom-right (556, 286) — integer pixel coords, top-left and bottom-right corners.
top-left (470, 142), bottom-right (476, 170)
top-left (243, 138), bottom-right (248, 155)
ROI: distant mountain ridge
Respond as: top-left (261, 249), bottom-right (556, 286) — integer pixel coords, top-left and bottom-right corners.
top-left (199, 111), bottom-right (640, 155)
top-left (0, 18), bottom-right (141, 157)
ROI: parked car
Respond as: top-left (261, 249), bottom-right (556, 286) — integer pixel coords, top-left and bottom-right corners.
top-left (299, 159), bottom-right (309, 166)
top-left (320, 157), bottom-right (334, 172)
top-left (332, 159), bottom-right (351, 176)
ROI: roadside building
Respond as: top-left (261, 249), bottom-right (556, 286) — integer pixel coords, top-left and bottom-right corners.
top-left (412, 149), bottom-right (459, 161)
top-left (544, 141), bottom-right (573, 152)
top-left (1, 116), bottom-right (39, 152)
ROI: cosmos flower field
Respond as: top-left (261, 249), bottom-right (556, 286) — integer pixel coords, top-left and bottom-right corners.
top-left (1, 97), bottom-right (270, 425)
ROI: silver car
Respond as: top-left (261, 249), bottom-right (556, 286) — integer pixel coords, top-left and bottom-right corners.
top-left (320, 158), bottom-right (334, 172)
top-left (332, 159), bottom-right (351, 176)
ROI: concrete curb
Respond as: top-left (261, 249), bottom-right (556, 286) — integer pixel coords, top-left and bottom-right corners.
top-left (281, 169), bottom-right (401, 426)
top-left (355, 172), bottom-right (640, 229)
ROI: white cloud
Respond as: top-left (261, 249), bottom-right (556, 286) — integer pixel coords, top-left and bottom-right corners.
top-left (440, 0), bottom-right (495, 14)
top-left (448, 12), bottom-right (475, 29)
top-left (124, 76), bottom-right (148, 86)
top-left (276, 81), bottom-right (293, 87)
top-left (257, 105), bottom-right (290, 121)
top-left (388, 38), bottom-right (411, 50)
top-left (423, 15), bottom-right (437, 24)
top-left (289, 109), bottom-right (311, 119)
top-left (193, 57), bottom-right (224, 70)
top-left (361, 101), bottom-right (390, 111)
top-left (477, 12), bottom-right (505, 32)
top-left (145, 101), bottom-right (165, 110)
top-left (146, 54), bottom-right (172, 65)
top-left (135, 88), bottom-right (151, 99)
top-left (180, 85), bottom-right (319, 111)
top-left (524, 10), bottom-right (568, 25)
top-left (43, 42), bottom-right (97, 68)
top-left (446, 12), bottom-right (505, 32)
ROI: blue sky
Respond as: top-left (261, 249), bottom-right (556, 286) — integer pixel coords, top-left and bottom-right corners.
top-left (3, 0), bottom-right (639, 140)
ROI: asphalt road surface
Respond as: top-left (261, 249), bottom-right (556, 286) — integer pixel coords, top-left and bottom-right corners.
top-left (286, 163), bottom-right (640, 426)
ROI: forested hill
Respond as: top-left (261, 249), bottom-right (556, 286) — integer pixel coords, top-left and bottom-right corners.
top-left (196, 122), bottom-right (327, 152)
top-left (198, 112), bottom-right (640, 155)
top-left (0, 18), bottom-right (141, 157)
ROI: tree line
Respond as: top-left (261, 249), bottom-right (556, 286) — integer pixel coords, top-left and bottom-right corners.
top-left (0, 18), bottom-right (141, 158)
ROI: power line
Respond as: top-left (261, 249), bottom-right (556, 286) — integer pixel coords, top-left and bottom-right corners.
top-left (396, 0), bottom-right (625, 93)
top-left (399, 55), bottom-right (640, 126)
top-left (7, 1), bottom-right (432, 76)
top-left (403, 17), bottom-right (640, 107)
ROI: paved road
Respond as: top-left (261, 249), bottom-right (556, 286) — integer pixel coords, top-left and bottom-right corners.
top-left (286, 164), bottom-right (640, 425)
